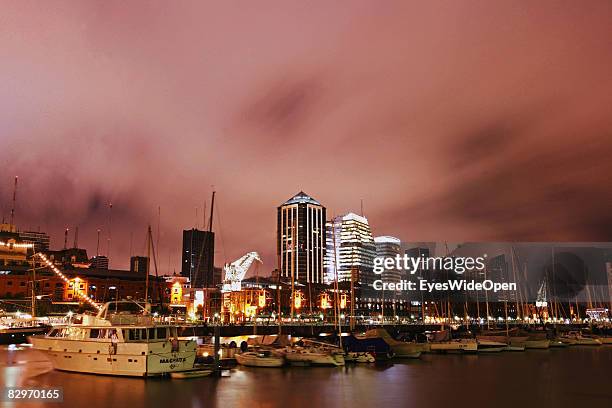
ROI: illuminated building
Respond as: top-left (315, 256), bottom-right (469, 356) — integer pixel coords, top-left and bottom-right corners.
top-left (90, 255), bottom-right (109, 270)
top-left (277, 192), bottom-right (326, 284)
top-left (0, 233), bottom-right (31, 267)
top-left (181, 228), bottom-right (216, 288)
top-left (18, 230), bottom-right (50, 252)
top-left (325, 213), bottom-right (376, 289)
top-left (65, 277), bottom-right (88, 301)
top-left (374, 236), bottom-right (402, 284)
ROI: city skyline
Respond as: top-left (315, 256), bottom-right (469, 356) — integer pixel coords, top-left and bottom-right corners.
top-left (2, 2), bottom-right (612, 274)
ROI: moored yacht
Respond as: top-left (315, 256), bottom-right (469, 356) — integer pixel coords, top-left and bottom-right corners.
top-left (29, 301), bottom-right (197, 377)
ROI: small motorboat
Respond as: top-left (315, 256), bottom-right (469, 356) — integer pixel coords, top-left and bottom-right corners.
top-left (235, 350), bottom-right (284, 368)
top-left (524, 339), bottom-right (550, 349)
top-left (345, 352), bottom-right (375, 363)
top-left (549, 339), bottom-right (569, 348)
top-left (477, 340), bottom-right (507, 353)
top-left (284, 347), bottom-right (342, 366)
top-left (561, 332), bottom-right (602, 346)
top-left (429, 339), bottom-right (478, 353)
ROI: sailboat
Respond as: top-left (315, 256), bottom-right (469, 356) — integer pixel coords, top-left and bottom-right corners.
top-left (361, 328), bottom-right (422, 358)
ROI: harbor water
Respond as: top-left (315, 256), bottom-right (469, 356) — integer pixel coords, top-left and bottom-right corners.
top-left (1, 346), bottom-right (611, 407)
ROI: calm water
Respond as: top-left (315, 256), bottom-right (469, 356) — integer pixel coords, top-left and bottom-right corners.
top-left (2, 346), bottom-right (611, 408)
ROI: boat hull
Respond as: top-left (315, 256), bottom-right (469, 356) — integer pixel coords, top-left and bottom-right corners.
top-left (524, 339), bottom-right (550, 349)
top-left (235, 353), bottom-right (284, 367)
top-left (285, 352), bottom-right (340, 366)
top-left (477, 341), bottom-right (507, 353)
top-left (430, 340), bottom-right (478, 353)
top-left (29, 336), bottom-right (197, 377)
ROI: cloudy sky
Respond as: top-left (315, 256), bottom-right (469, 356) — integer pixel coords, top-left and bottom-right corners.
top-left (2, 1), bottom-right (611, 273)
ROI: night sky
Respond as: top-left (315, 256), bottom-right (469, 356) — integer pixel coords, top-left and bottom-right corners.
top-left (2, 1), bottom-right (612, 274)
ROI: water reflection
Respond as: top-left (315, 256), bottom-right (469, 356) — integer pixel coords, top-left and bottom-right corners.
top-left (1, 346), bottom-right (611, 408)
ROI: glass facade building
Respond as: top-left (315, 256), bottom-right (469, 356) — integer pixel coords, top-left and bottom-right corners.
top-left (277, 192), bottom-right (326, 284)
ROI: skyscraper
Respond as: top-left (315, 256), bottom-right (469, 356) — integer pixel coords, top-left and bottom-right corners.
top-left (181, 228), bottom-right (215, 288)
top-left (277, 192), bottom-right (326, 284)
top-left (18, 230), bottom-right (50, 253)
top-left (374, 236), bottom-right (402, 284)
top-left (325, 213), bottom-right (376, 290)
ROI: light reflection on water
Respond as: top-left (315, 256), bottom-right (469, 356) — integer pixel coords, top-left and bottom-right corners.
top-left (1, 346), bottom-right (611, 408)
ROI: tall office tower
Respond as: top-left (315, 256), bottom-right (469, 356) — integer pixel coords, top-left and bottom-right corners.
top-left (277, 192), bottom-right (326, 284)
top-left (181, 228), bottom-right (215, 288)
top-left (374, 236), bottom-right (402, 284)
top-left (325, 213), bottom-right (376, 289)
top-left (89, 255), bottom-right (109, 270)
top-left (130, 256), bottom-right (149, 274)
top-left (18, 230), bottom-right (50, 253)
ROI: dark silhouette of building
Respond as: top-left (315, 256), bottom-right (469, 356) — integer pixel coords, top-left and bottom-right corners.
top-left (181, 228), bottom-right (215, 288)
top-left (89, 255), bottom-right (109, 270)
top-left (130, 256), bottom-right (148, 275)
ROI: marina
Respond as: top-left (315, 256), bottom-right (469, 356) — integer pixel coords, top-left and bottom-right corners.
top-left (2, 343), bottom-right (611, 407)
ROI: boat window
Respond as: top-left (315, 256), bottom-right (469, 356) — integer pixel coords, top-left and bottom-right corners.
top-left (90, 329), bottom-right (100, 338)
top-left (156, 327), bottom-right (167, 340)
top-left (48, 328), bottom-right (58, 337)
top-left (148, 328), bottom-right (156, 340)
top-left (99, 329), bottom-right (107, 338)
top-left (140, 328), bottom-right (147, 340)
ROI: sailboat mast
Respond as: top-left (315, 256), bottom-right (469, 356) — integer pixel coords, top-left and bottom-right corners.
top-left (332, 218), bottom-right (342, 345)
top-left (9, 176), bottom-right (17, 227)
top-left (145, 226), bottom-right (151, 304)
top-left (30, 251), bottom-right (36, 318)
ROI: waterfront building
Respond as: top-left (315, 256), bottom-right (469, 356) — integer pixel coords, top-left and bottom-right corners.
top-left (181, 228), bottom-right (216, 288)
top-left (0, 231), bottom-right (31, 267)
top-left (277, 192), bottom-right (326, 284)
top-left (47, 248), bottom-right (90, 268)
top-left (325, 213), bottom-right (376, 294)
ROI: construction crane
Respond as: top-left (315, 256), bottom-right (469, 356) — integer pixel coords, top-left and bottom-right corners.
top-left (222, 252), bottom-right (262, 292)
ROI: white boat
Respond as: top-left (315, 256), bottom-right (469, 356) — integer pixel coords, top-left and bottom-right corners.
top-left (504, 345), bottom-right (525, 351)
top-left (477, 340), bottom-right (507, 353)
top-left (561, 332), bottom-right (601, 346)
top-left (235, 350), bottom-right (284, 367)
top-left (29, 301), bottom-right (197, 377)
top-left (284, 347), bottom-right (343, 366)
top-left (362, 329), bottom-right (422, 358)
top-left (299, 339), bottom-right (346, 365)
top-left (524, 339), bottom-right (550, 349)
top-left (429, 339), bottom-right (478, 353)
top-left (345, 352), bottom-right (375, 363)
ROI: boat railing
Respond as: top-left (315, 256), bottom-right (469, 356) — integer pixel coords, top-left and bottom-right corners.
top-left (107, 314), bottom-right (156, 326)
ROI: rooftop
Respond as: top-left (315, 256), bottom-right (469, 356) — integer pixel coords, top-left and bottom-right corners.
top-left (281, 191), bottom-right (322, 206)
